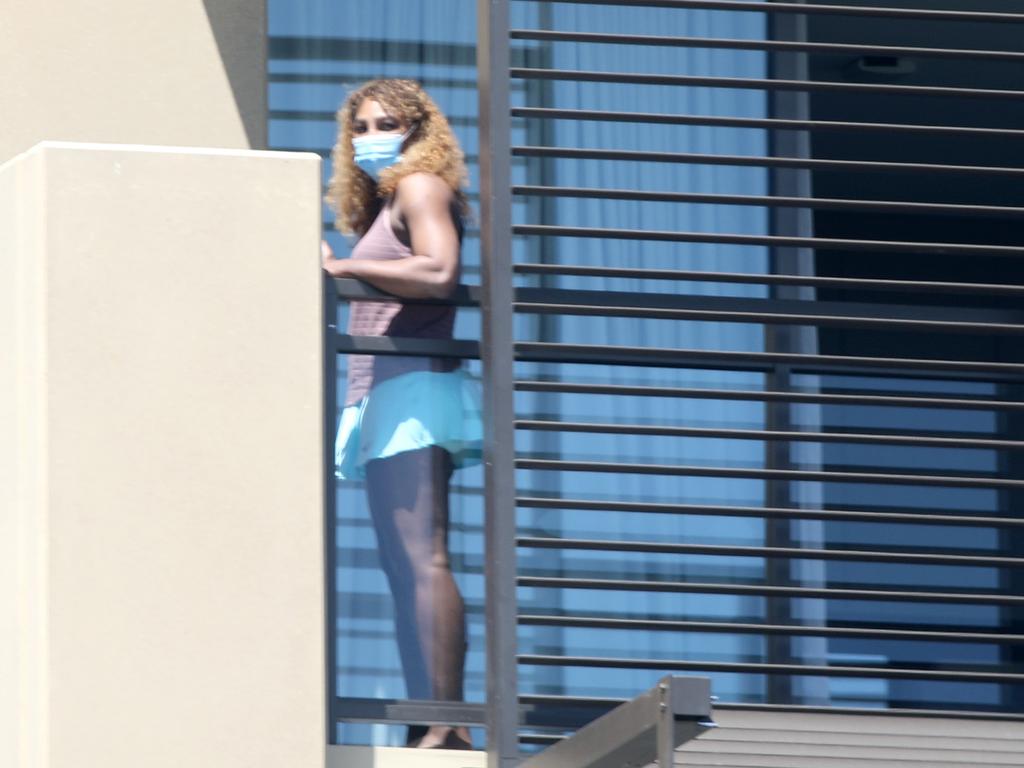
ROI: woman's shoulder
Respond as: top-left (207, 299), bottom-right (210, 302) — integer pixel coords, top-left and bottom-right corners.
top-left (393, 171), bottom-right (463, 233)
top-left (394, 171), bottom-right (455, 203)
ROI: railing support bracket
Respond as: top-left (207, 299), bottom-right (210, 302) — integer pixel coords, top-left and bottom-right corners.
top-left (518, 676), bottom-right (715, 768)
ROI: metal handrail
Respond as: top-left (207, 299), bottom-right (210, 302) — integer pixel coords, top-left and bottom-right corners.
top-left (322, 2), bottom-right (1024, 762)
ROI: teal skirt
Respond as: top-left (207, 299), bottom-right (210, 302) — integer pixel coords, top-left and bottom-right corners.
top-left (334, 369), bottom-right (484, 480)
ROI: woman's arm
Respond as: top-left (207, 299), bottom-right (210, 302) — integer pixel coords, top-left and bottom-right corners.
top-left (322, 172), bottom-right (460, 299)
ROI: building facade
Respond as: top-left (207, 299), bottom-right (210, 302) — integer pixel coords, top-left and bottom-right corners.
top-left (4, 1), bottom-right (1024, 767)
top-left (269, 0), bottom-right (1024, 755)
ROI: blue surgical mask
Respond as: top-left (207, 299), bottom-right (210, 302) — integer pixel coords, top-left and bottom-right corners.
top-left (352, 125), bottom-right (415, 181)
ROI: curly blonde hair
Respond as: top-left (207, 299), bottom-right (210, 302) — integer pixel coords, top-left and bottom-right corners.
top-left (325, 79), bottom-right (469, 236)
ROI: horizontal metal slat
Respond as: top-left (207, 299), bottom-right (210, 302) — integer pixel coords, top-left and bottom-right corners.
top-left (515, 535), bottom-right (1024, 567)
top-left (515, 495), bottom-right (1024, 529)
top-left (513, 264), bottom-right (1024, 298)
top-left (334, 334), bottom-right (480, 359)
top-left (514, 419), bottom-right (1024, 450)
top-left (269, 109), bottom-right (482, 129)
top-left (523, 0), bottom-right (1024, 24)
top-left (517, 654), bottom-right (1024, 684)
top-left (334, 694), bottom-right (646, 731)
top-left (513, 145), bottom-right (1024, 177)
top-left (331, 277), bottom-right (480, 306)
top-left (333, 336), bottom-right (1024, 381)
top-left (514, 300), bottom-right (1024, 335)
top-left (674, 750), bottom-right (1024, 768)
top-left (513, 223), bottom-right (1024, 257)
top-left (670, 756), bottom-right (1019, 768)
top-left (687, 738), bottom-right (1024, 756)
top-left (514, 380), bottom-right (1024, 413)
top-left (675, 729), bottom-right (1019, 753)
top-left (336, 271), bottom-right (1024, 304)
top-left (522, 693), bottom-right (1024, 723)
top-left (511, 107), bottom-right (1024, 139)
top-left (516, 575), bottom-right (1024, 605)
top-left (516, 458), bottom-right (1024, 490)
top-left (514, 342), bottom-right (1024, 381)
top-left (512, 184), bottom-right (1024, 219)
top-left (334, 696), bottom-right (487, 726)
top-left (269, 73), bottom-right (484, 88)
top-left (511, 67), bottom-right (1024, 101)
top-left (509, 29), bottom-right (1024, 63)
top-left (516, 615), bottom-right (1024, 645)
top-left (673, 746), bottom-right (1024, 768)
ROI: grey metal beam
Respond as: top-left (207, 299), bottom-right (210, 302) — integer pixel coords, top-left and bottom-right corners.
top-left (512, 264), bottom-right (1024, 298)
top-left (518, 676), bottom-right (713, 768)
top-left (521, 694), bottom-right (1024, 723)
top-left (334, 697), bottom-right (488, 727)
top-left (514, 535), bottom-right (1024, 568)
top-left (513, 146), bottom-right (1024, 178)
top-left (321, 275), bottom-right (339, 744)
top-left (513, 341), bottom-right (1024, 381)
top-left (511, 107), bottom-right (1024, 140)
top-left (515, 458), bottom-right (1024, 490)
top-left (513, 380), bottom-right (1024, 413)
top-left (516, 615), bottom-right (1024, 646)
top-left (519, 0), bottom-right (1024, 24)
top-left (512, 184), bottom-right (1024, 219)
top-left (334, 333), bottom-right (481, 359)
top-left (516, 576), bottom-right (1024, 606)
top-left (515, 495), bottom-right (1024, 529)
top-left (513, 223), bottom-right (1024, 257)
top-left (511, 67), bottom-right (1024, 102)
top-left (519, 654), bottom-right (1024, 685)
top-left (508, 29), bottom-right (1024, 64)
top-left (477, 1), bottom-right (519, 767)
top-left (514, 420), bottom-right (1024, 451)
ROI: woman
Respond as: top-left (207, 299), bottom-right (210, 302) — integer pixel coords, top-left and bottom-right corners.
top-left (321, 79), bottom-right (480, 750)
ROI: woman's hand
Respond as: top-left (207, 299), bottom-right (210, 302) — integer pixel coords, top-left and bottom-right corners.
top-left (321, 239), bottom-right (350, 278)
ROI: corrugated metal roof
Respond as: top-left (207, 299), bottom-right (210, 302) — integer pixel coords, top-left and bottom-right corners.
top-left (675, 708), bottom-right (1024, 768)
top-left (329, 709), bottom-right (1024, 767)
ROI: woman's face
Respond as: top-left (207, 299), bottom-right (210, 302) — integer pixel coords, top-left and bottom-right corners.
top-left (351, 98), bottom-right (408, 138)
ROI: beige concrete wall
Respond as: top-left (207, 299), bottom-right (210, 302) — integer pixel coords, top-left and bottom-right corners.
top-left (0, 137), bottom-right (49, 768)
top-left (0, 0), bottom-right (266, 165)
top-left (0, 141), bottom-right (324, 768)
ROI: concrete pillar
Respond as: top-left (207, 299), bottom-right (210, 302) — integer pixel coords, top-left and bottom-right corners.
top-left (0, 141), bottom-right (324, 768)
top-left (0, 0), bottom-right (266, 164)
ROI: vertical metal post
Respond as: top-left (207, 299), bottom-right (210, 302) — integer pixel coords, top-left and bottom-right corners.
top-left (322, 273), bottom-right (339, 744)
top-left (477, 1), bottom-right (521, 767)
top-left (655, 682), bottom-right (676, 768)
top-left (765, 0), bottom-right (817, 706)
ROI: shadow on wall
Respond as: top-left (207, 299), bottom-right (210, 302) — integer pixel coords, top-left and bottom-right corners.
top-left (202, 0), bottom-right (268, 149)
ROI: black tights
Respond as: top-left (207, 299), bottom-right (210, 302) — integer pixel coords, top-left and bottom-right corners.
top-left (365, 446), bottom-right (466, 710)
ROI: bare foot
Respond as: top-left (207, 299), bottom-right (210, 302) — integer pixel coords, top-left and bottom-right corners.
top-left (414, 725), bottom-right (472, 749)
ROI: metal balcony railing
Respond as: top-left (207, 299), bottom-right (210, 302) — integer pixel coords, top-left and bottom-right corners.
top-left (320, 1), bottom-right (1024, 766)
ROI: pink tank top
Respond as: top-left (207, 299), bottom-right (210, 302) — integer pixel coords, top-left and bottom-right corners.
top-left (344, 204), bottom-right (459, 406)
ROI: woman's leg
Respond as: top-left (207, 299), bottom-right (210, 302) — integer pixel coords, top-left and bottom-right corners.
top-left (365, 445), bottom-right (469, 746)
